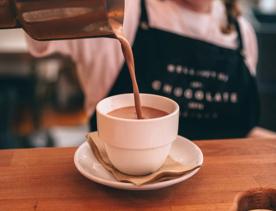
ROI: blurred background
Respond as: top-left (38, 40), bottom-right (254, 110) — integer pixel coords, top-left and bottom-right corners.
top-left (0, 33), bottom-right (88, 148)
top-left (0, 0), bottom-right (276, 149)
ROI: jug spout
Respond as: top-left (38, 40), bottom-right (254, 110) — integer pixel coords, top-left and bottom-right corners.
top-left (0, 0), bottom-right (125, 41)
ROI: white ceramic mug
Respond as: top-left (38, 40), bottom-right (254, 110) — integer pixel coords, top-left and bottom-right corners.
top-left (96, 93), bottom-right (179, 176)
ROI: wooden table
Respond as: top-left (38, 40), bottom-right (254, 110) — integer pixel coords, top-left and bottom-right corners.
top-left (1, 138), bottom-right (276, 211)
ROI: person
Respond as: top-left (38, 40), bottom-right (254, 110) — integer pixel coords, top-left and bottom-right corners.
top-left (26, 0), bottom-right (276, 139)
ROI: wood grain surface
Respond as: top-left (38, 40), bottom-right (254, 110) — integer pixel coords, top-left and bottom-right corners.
top-left (0, 138), bottom-right (276, 211)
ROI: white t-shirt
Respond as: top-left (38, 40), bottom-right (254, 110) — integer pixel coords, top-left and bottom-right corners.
top-left (26, 0), bottom-right (258, 116)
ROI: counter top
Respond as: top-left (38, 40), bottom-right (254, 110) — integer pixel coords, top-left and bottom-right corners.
top-left (0, 138), bottom-right (276, 210)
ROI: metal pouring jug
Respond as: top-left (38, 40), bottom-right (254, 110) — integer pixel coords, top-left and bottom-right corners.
top-left (0, 0), bottom-right (124, 40)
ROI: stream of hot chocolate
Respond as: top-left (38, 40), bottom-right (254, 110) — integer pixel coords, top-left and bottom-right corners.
top-left (109, 19), bottom-right (143, 119)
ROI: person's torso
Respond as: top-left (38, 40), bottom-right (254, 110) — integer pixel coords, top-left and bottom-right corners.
top-left (105, 0), bottom-right (259, 140)
top-left (82, 0), bottom-right (257, 116)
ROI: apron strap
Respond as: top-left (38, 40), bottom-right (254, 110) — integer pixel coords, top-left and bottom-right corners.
top-left (140, 0), bottom-right (149, 26)
top-left (233, 17), bottom-right (245, 56)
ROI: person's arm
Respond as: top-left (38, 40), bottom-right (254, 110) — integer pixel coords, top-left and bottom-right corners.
top-left (238, 17), bottom-right (258, 76)
top-left (238, 18), bottom-right (276, 138)
top-left (25, 0), bottom-right (140, 59)
top-left (25, 0), bottom-right (141, 116)
top-left (25, 34), bottom-right (74, 58)
top-left (247, 127), bottom-right (276, 138)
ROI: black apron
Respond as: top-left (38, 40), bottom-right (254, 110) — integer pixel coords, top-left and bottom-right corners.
top-left (90, 0), bottom-right (259, 140)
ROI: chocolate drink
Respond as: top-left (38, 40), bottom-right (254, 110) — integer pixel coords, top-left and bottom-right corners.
top-left (108, 106), bottom-right (168, 119)
top-left (109, 19), bottom-right (143, 119)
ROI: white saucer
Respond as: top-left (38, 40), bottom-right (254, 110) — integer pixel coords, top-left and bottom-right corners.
top-left (74, 135), bottom-right (203, 191)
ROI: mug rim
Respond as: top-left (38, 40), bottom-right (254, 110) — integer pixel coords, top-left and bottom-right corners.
top-left (96, 93), bottom-right (179, 122)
